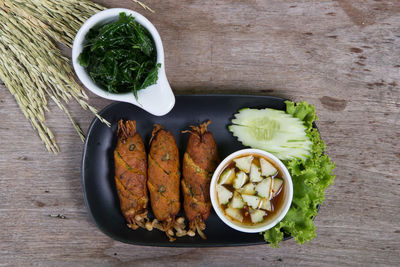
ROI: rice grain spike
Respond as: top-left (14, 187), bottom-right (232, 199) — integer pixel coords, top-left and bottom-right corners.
top-left (0, 2), bottom-right (108, 152)
top-left (0, 47), bottom-right (59, 153)
top-left (131, 0), bottom-right (155, 13)
top-left (3, 0), bottom-right (105, 47)
top-left (0, 0), bottom-right (156, 153)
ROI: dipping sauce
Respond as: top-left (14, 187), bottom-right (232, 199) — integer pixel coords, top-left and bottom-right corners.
top-left (215, 154), bottom-right (285, 226)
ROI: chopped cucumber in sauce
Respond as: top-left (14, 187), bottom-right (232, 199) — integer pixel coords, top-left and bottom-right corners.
top-left (242, 194), bottom-right (261, 209)
top-left (250, 208), bottom-right (266, 223)
top-left (259, 198), bottom-right (272, 211)
top-left (249, 163), bottom-right (263, 182)
top-left (218, 167), bottom-right (235, 185)
top-left (260, 158), bottom-right (278, 177)
top-left (216, 154), bottom-right (285, 226)
top-left (233, 155), bottom-right (253, 173)
top-left (217, 185), bottom-right (233, 204)
top-left (271, 178), bottom-right (283, 198)
top-left (239, 183), bottom-right (256, 195)
top-left (233, 171), bottom-right (248, 189)
top-left (255, 177), bottom-right (272, 199)
top-left (231, 191), bottom-right (245, 209)
top-left (225, 207), bottom-right (243, 222)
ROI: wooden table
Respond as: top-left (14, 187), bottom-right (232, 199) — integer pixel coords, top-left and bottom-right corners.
top-left (1, 0), bottom-right (399, 265)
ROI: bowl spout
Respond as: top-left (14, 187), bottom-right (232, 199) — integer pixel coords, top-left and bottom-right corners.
top-left (134, 70), bottom-right (175, 116)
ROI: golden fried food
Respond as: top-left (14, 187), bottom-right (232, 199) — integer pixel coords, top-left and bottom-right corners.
top-left (114, 120), bottom-right (150, 230)
top-left (182, 121), bottom-right (220, 239)
top-left (147, 124), bottom-right (183, 241)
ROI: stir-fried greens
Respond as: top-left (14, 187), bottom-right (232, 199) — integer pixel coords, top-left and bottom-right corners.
top-left (78, 12), bottom-right (160, 99)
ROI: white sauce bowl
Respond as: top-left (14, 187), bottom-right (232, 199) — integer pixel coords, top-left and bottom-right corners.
top-left (210, 148), bottom-right (293, 233)
top-left (72, 8), bottom-right (175, 116)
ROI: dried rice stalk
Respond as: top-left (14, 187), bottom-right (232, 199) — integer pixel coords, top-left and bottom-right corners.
top-left (0, 0), bottom-right (154, 153)
top-left (3, 0), bottom-right (105, 47)
top-left (0, 0), bottom-right (111, 153)
top-left (131, 0), bottom-right (155, 13)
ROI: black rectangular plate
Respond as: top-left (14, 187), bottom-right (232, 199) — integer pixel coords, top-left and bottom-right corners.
top-left (82, 94), bottom-right (292, 247)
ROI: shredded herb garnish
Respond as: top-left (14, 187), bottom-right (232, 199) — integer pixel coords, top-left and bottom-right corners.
top-left (161, 153), bottom-right (170, 161)
top-left (158, 185), bottom-right (166, 193)
top-left (78, 12), bottom-right (160, 99)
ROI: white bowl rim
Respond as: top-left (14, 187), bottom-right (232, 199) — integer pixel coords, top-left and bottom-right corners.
top-left (210, 148), bottom-right (293, 233)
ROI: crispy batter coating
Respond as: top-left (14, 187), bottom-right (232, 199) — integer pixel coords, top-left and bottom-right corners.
top-left (147, 124), bottom-right (181, 241)
top-left (114, 120), bottom-right (148, 230)
top-left (182, 121), bottom-right (219, 239)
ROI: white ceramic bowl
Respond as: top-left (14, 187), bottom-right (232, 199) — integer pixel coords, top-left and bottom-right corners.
top-left (210, 148), bottom-right (293, 233)
top-left (72, 8), bottom-right (175, 116)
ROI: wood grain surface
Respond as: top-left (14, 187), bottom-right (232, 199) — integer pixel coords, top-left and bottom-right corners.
top-left (1, 0), bottom-right (399, 266)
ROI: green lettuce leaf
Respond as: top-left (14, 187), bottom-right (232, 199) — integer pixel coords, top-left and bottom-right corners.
top-left (263, 101), bottom-right (335, 247)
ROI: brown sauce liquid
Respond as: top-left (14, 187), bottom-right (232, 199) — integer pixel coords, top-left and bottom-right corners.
top-left (218, 154), bottom-right (285, 226)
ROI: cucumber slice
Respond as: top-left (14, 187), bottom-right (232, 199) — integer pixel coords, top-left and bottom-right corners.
top-left (249, 163), bottom-right (263, 182)
top-left (259, 198), bottom-right (272, 211)
top-left (231, 191), bottom-right (245, 208)
top-left (225, 207), bottom-right (243, 222)
top-left (249, 208), bottom-right (266, 223)
top-left (242, 194), bottom-right (261, 209)
top-left (217, 185), bottom-right (233, 204)
top-left (228, 108), bottom-right (312, 160)
top-left (218, 167), bottom-right (235, 185)
top-left (239, 182), bottom-right (256, 195)
top-left (233, 155), bottom-right (253, 173)
top-left (255, 178), bottom-right (272, 199)
top-left (260, 158), bottom-right (277, 177)
top-left (233, 171), bottom-right (248, 189)
top-left (272, 178), bottom-right (283, 197)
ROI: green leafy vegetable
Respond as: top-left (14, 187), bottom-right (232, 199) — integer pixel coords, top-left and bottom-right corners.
top-left (78, 12), bottom-right (160, 99)
top-left (262, 101), bottom-right (335, 247)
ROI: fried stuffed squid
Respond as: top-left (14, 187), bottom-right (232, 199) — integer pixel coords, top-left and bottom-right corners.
top-left (182, 121), bottom-right (220, 239)
top-left (147, 124), bottom-right (186, 241)
top-left (114, 120), bottom-right (151, 230)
